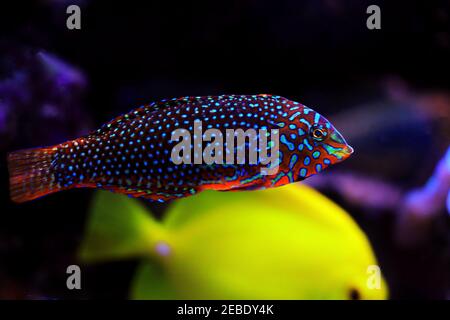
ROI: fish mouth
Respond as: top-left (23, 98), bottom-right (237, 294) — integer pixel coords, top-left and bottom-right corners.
top-left (322, 143), bottom-right (354, 161)
top-left (339, 145), bottom-right (354, 160)
top-left (344, 145), bottom-right (354, 155)
top-left (331, 144), bottom-right (354, 161)
top-left (329, 131), bottom-right (353, 156)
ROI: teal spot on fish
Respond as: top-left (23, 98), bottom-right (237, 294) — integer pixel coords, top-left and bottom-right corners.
top-left (281, 135), bottom-right (295, 151)
top-left (323, 144), bottom-right (343, 160)
top-left (272, 172), bottom-right (285, 185)
top-left (289, 112), bottom-right (301, 121)
top-left (299, 168), bottom-right (307, 178)
top-left (314, 113), bottom-right (320, 124)
top-left (241, 173), bottom-right (262, 185)
top-left (287, 171), bottom-right (294, 183)
top-left (303, 156), bottom-right (311, 166)
top-left (303, 139), bottom-right (313, 151)
top-left (300, 119), bottom-right (310, 127)
top-left (289, 154), bottom-right (298, 169)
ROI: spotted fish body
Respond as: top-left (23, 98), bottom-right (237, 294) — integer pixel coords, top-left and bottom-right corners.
top-left (8, 94), bottom-right (353, 203)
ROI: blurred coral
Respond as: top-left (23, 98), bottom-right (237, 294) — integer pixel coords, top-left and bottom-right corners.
top-left (330, 78), bottom-right (450, 184)
top-left (0, 50), bottom-right (91, 149)
top-left (396, 146), bottom-right (450, 246)
top-left (305, 146), bottom-right (450, 248)
top-left (306, 173), bottom-right (403, 211)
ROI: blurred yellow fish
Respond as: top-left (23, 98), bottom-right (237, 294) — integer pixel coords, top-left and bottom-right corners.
top-left (79, 184), bottom-right (388, 300)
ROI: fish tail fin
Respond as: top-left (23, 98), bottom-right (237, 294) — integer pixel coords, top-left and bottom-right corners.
top-left (8, 146), bottom-right (60, 203)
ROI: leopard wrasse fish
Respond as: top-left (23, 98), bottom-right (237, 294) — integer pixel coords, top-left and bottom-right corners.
top-left (8, 94), bottom-right (353, 203)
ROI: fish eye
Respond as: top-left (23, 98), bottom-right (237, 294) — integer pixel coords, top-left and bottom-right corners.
top-left (309, 125), bottom-right (327, 141)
